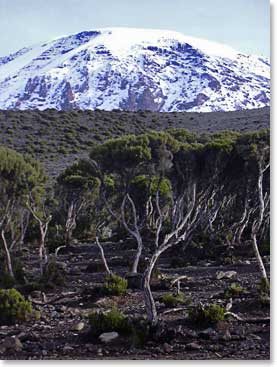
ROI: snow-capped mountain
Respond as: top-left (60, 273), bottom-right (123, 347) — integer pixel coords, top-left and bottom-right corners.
top-left (0, 28), bottom-right (270, 112)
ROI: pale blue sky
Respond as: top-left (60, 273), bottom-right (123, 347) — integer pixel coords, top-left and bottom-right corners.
top-left (0, 0), bottom-right (270, 58)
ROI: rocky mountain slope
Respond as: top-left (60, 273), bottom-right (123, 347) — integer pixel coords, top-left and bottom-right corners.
top-left (0, 28), bottom-right (270, 112)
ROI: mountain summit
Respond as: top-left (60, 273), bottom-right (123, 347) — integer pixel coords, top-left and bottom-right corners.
top-left (0, 28), bottom-right (270, 112)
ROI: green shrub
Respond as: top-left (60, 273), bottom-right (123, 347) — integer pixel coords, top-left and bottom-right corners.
top-left (130, 318), bottom-right (151, 347)
top-left (39, 259), bottom-right (66, 289)
top-left (103, 274), bottom-right (127, 296)
top-left (224, 283), bottom-right (245, 298)
top-left (0, 288), bottom-right (32, 325)
top-left (89, 307), bottom-right (130, 337)
top-left (0, 273), bottom-right (16, 289)
top-left (257, 277), bottom-right (270, 306)
top-left (189, 303), bottom-right (225, 326)
top-left (160, 292), bottom-right (186, 307)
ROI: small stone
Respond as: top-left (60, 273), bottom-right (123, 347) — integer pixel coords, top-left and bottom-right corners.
top-left (249, 333), bottom-right (262, 341)
top-left (199, 327), bottom-right (217, 340)
top-left (2, 336), bottom-right (23, 351)
top-left (186, 330), bottom-right (198, 338)
top-left (216, 271), bottom-right (237, 280)
top-left (71, 322), bottom-right (85, 331)
top-left (97, 348), bottom-right (103, 356)
top-left (99, 331), bottom-right (119, 343)
top-left (186, 342), bottom-right (201, 351)
top-left (63, 345), bottom-right (74, 353)
top-left (163, 342), bottom-right (173, 353)
top-left (219, 329), bottom-right (232, 341)
top-left (30, 290), bottom-right (42, 298)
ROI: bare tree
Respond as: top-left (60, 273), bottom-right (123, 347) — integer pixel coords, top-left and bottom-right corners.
top-left (0, 201), bottom-right (29, 278)
top-left (250, 160), bottom-right (270, 284)
top-left (27, 198), bottom-right (52, 275)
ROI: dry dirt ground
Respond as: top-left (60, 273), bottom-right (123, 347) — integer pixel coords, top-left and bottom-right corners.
top-left (0, 241), bottom-right (270, 360)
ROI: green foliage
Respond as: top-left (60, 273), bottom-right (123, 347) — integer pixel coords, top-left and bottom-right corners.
top-left (257, 277), bottom-right (270, 306)
top-left (0, 288), bottom-right (32, 325)
top-left (160, 292), bottom-right (186, 307)
top-left (129, 174), bottom-right (172, 210)
top-left (0, 147), bottom-right (45, 200)
top-left (224, 283), bottom-right (245, 298)
top-left (39, 259), bottom-right (66, 289)
top-left (0, 273), bottom-right (16, 289)
top-left (103, 274), bottom-right (128, 296)
top-left (89, 306), bottom-right (130, 337)
top-left (189, 303), bottom-right (225, 326)
top-left (90, 134), bottom-right (152, 172)
top-left (166, 128), bottom-right (197, 144)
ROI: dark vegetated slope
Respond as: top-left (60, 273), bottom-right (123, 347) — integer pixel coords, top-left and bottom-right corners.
top-left (0, 107), bottom-right (269, 177)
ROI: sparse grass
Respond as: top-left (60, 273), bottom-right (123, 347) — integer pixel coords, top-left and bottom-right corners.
top-left (160, 292), bottom-right (187, 307)
top-left (102, 274), bottom-right (128, 296)
top-left (224, 283), bottom-right (246, 298)
top-left (0, 288), bottom-right (32, 325)
top-left (189, 303), bottom-right (226, 326)
top-left (88, 306), bottom-right (130, 337)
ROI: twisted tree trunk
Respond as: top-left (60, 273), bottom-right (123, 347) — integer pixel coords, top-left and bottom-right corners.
top-left (1, 229), bottom-right (14, 278)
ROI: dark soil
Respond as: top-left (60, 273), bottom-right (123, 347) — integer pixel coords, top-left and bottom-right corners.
top-left (0, 240), bottom-right (270, 360)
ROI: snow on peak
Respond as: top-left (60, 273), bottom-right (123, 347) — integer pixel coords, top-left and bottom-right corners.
top-left (0, 27), bottom-right (270, 112)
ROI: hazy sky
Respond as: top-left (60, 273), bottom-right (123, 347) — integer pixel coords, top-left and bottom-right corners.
top-left (0, 0), bottom-right (270, 58)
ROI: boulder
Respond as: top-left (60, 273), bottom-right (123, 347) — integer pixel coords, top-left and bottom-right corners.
top-left (216, 270), bottom-right (237, 280)
top-left (186, 342), bottom-right (201, 351)
top-left (71, 322), bottom-right (85, 332)
top-left (99, 332), bottom-right (119, 343)
top-left (198, 327), bottom-right (217, 340)
top-left (2, 336), bottom-right (23, 352)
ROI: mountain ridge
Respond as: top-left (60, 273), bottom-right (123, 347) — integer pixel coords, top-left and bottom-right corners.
top-left (0, 27), bottom-right (270, 112)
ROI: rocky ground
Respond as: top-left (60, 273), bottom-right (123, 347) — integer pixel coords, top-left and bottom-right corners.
top-left (0, 241), bottom-right (270, 360)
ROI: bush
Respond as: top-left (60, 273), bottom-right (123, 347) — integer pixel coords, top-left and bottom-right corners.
top-left (103, 274), bottom-right (127, 296)
top-left (39, 259), bottom-right (66, 289)
top-left (257, 277), bottom-right (270, 306)
top-left (224, 283), bottom-right (245, 298)
top-left (89, 307), bottom-right (130, 337)
top-left (189, 303), bottom-right (225, 326)
top-left (0, 259), bottom-right (26, 288)
top-left (0, 288), bottom-right (32, 325)
top-left (0, 273), bottom-right (16, 289)
top-left (160, 292), bottom-right (186, 307)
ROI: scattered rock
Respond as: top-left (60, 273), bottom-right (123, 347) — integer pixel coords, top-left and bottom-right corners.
top-left (71, 322), bottom-right (85, 332)
top-left (216, 271), bottom-right (237, 280)
top-left (30, 290), bottom-right (42, 298)
top-left (186, 342), bottom-right (201, 351)
top-left (249, 334), bottom-right (262, 341)
top-left (218, 329), bottom-right (232, 341)
top-left (63, 345), bottom-right (74, 353)
top-left (1, 336), bottom-right (23, 352)
top-left (199, 327), bottom-right (217, 340)
top-left (163, 342), bottom-right (173, 353)
top-left (186, 330), bottom-right (198, 338)
top-left (99, 332), bottom-right (119, 343)
top-left (97, 348), bottom-right (103, 356)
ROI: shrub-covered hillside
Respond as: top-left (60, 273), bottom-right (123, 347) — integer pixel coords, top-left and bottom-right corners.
top-left (0, 107), bottom-right (269, 177)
